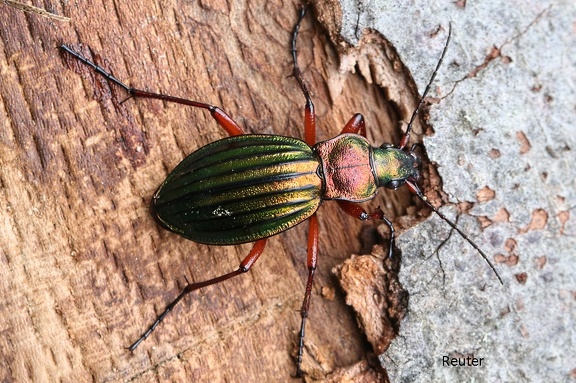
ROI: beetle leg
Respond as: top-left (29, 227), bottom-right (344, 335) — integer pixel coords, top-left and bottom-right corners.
top-left (291, 7), bottom-right (316, 146)
top-left (124, 89), bottom-right (245, 137)
top-left (295, 213), bottom-right (319, 377)
top-left (336, 201), bottom-right (395, 258)
top-left (128, 239), bottom-right (267, 351)
top-left (339, 113), bottom-right (366, 136)
top-left (60, 45), bottom-right (245, 137)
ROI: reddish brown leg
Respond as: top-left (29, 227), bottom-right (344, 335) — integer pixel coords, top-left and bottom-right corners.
top-left (128, 239), bottom-right (267, 351)
top-left (337, 201), bottom-right (395, 258)
top-left (295, 213), bottom-right (319, 377)
top-left (291, 7), bottom-right (316, 146)
top-left (60, 45), bottom-right (245, 137)
top-left (291, 8), bottom-right (321, 377)
top-left (340, 113), bottom-right (366, 136)
top-left (127, 89), bottom-right (244, 136)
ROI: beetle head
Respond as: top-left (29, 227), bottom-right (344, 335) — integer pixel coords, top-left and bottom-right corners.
top-left (372, 144), bottom-right (422, 190)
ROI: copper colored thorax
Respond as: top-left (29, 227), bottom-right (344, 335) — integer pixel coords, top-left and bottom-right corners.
top-left (314, 134), bottom-right (420, 202)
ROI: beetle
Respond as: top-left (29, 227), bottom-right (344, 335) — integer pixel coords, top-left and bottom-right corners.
top-left (61, 7), bottom-right (503, 377)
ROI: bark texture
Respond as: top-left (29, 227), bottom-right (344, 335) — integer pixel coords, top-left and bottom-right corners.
top-left (0, 0), bottom-right (421, 381)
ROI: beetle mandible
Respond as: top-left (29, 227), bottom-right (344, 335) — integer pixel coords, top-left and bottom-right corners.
top-left (61, 7), bottom-right (503, 377)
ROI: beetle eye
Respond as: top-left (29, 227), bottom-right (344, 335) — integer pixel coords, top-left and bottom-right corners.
top-left (385, 179), bottom-right (405, 190)
top-left (379, 143), bottom-right (394, 149)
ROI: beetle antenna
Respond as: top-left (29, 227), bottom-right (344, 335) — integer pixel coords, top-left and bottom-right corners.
top-left (405, 180), bottom-right (504, 285)
top-left (399, 23), bottom-right (452, 150)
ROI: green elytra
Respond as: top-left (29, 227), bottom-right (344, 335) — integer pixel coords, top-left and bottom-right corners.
top-left (61, 7), bottom-right (502, 378)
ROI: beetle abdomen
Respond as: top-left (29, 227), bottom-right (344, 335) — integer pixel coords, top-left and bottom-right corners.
top-left (153, 135), bottom-right (323, 245)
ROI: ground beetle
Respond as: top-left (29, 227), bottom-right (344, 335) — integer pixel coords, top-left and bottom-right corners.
top-left (61, 7), bottom-right (503, 377)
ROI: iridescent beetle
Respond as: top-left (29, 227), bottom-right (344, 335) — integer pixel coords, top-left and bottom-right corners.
top-left (61, 7), bottom-right (502, 377)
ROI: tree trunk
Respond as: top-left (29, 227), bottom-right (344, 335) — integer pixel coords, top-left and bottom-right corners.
top-left (0, 0), bottom-right (422, 381)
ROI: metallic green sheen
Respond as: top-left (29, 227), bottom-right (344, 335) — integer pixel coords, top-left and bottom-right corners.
top-left (153, 134), bottom-right (323, 245)
top-left (372, 148), bottom-right (419, 188)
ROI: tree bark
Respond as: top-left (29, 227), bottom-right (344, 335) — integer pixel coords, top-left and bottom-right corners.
top-left (0, 0), bottom-right (420, 381)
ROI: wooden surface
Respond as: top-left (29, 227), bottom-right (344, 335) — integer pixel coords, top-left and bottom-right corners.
top-left (0, 0), bottom-right (424, 381)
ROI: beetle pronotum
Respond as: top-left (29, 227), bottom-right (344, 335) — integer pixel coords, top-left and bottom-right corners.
top-left (61, 7), bottom-right (503, 377)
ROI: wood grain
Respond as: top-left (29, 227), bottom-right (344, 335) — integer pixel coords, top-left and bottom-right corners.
top-left (0, 0), bottom-right (423, 381)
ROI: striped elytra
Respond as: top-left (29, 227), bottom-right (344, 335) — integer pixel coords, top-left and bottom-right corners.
top-left (153, 134), bottom-right (323, 245)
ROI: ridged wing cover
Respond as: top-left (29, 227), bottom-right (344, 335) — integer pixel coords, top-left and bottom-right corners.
top-left (153, 135), bottom-right (323, 245)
